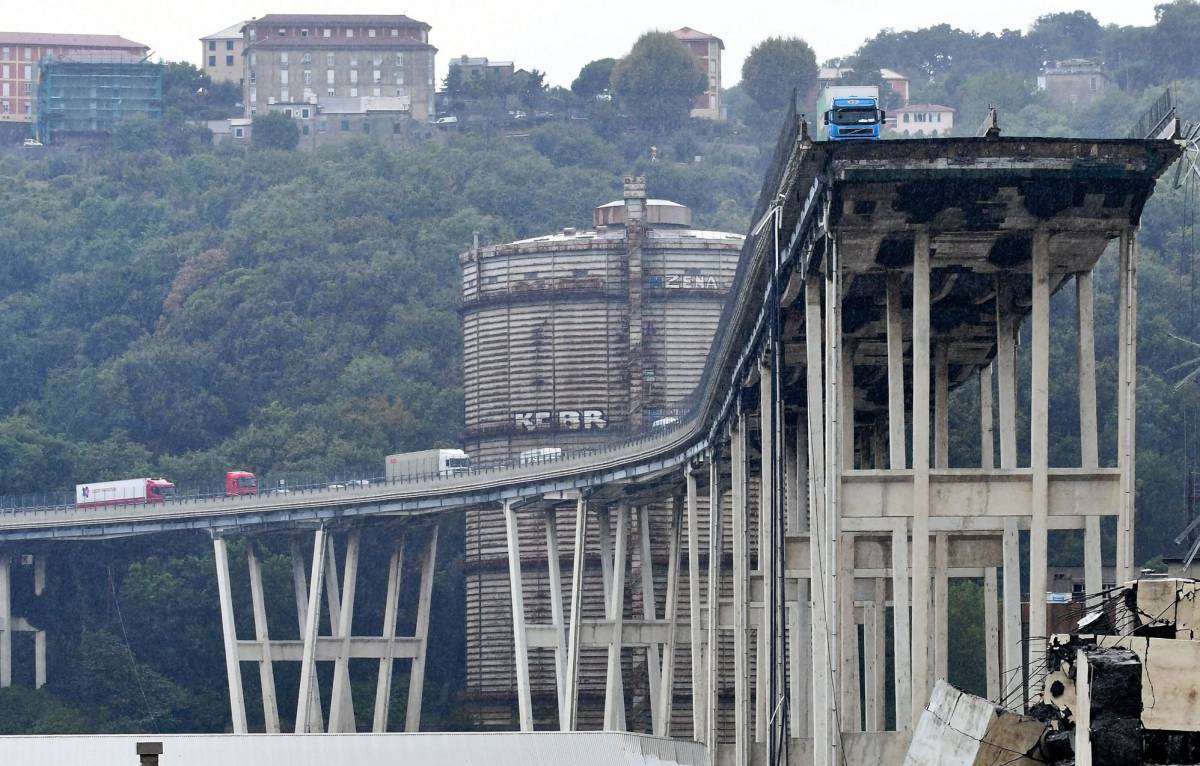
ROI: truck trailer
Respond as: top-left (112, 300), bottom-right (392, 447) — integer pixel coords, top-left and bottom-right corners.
top-left (75, 478), bottom-right (176, 508)
top-left (385, 449), bottom-right (471, 481)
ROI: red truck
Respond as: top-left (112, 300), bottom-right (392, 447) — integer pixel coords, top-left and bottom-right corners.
top-left (225, 471), bottom-right (258, 497)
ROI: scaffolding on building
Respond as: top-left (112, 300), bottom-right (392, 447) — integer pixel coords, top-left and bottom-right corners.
top-left (35, 51), bottom-right (162, 143)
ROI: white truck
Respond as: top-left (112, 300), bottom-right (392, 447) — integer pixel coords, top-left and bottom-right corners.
top-left (75, 478), bottom-right (176, 508)
top-left (385, 449), bottom-right (471, 481)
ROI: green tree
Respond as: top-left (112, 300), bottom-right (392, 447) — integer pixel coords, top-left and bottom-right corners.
top-left (571, 58), bottom-right (616, 99)
top-left (1028, 11), bottom-right (1103, 61)
top-left (162, 61), bottom-right (241, 120)
top-left (611, 32), bottom-right (706, 132)
top-left (740, 37), bottom-right (819, 115)
top-left (251, 112), bottom-right (299, 151)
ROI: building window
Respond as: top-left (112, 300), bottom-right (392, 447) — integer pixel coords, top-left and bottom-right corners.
top-left (327, 87), bottom-right (335, 96)
top-left (394, 69), bottom-right (404, 84)
top-left (1, 83), bottom-right (8, 97)
top-left (249, 52), bottom-right (256, 66)
top-left (280, 86), bottom-right (289, 101)
top-left (226, 40), bottom-right (234, 51)
top-left (277, 28), bottom-right (286, 36)
top-left (390, 29), bottom-right (398, 37)
top-left (302, 124), bottom-right (309, 135)
top-left (249, 28), bottom-right (256, 40)
top-left (1090, 77), bottom-right (1098, 91)
top-left (318, 118), bottom-right (327, 132)
top-left (350, 54), bottom-right (358, 67)
top-left (2, 65), bottom-right (8, 79)
top-left (208, 41), bottom-right (216, 51)
top-left (301, 28), bottom-right (309, 37)
top-left (326, 52), bottom-right (335, 66)
top-left (340, 119), bottom-right (350, 131)
top-left (23, 83), bottom-right (30, 95)
top-left (1, 101), bottom-right (9, 114)
top-left (350, 70), bottom-right (357, 84)
top-left (2, 48), bottom-right (8, 59)
top-left (280, 70), bottom-right (289, 84)
top-left (23, 103), bottom-right (30, 114)
top-left (324, 28), bottom-right (331, 37)
top-left (326, 70), bottom-right (335, 85)
top-left (301, 53), bottom-right (311, 65)
top-left (373, 87), bottom-right (381, 96)
top-left (350, 87), bottom-right (358, 97)
top-left (250, 86), bottom-right (257, 101)
top-left (234, 126), bottom-right (244, 137)
top-left (226, 55), bottom-right (234, 66)
top-left (346, 29), bottom-right (354, 38)
top-left (208, 55), bottom-right (216, 67)
top-left (372, 53), bottom-right (382, 66)
top-left (283, 108), bottom-right (292, 117)
top-left (249, 70), bottom-right (256, 84)
top-left (903, 113), bottom-right (910, 123)
top-left (368, 29), bottom-right (376, 37)
top-left (301, 107), bottom-right (310, 118)
top-left (395, 52), bottom-right (405, 67)
top-left (303, 70), bottom-right (312, 85)
top-left (373, 69), bottom-right (381, 83)
top-left (393, 121), bottom-right (402, 134)
top-left (280, 52), bottom-right (289, 65)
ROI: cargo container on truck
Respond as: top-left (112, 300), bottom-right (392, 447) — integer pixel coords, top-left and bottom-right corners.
top-left (75, 478), bottom-right (175, 508)
top-left (385, 449), bottom-right (471, 481)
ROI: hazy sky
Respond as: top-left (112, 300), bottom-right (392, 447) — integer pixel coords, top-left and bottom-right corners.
top-left (4, 1), bottom-right (1165, 87)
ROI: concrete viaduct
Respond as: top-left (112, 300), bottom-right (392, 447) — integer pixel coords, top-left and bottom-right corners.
top-left (0, 115), bottom-right (1182, 766)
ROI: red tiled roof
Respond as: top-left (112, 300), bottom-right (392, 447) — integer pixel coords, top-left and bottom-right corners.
top-left (249, 36), bottom-right (435, 51)
top-left (672, 27), bottom-right (724, 48)
top-left (895, 104), bottom-right (955, 112)
top-left (0, 31), bottom-right (147, 50)
top-left (249, 14), bottom-right (430, 30)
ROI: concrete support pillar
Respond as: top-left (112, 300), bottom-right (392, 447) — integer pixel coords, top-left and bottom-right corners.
top-left (934, 342), bottom-right (950, 469)
top-left (984, 567), bottom-right (1000, 701)
top-left (789, 582), bottom-right (811, 738)
top-left (1029, 229), bottom-right (1051, 693)
top-left (321, 537), bottom-right (354, 730)
top-left (825, 237), bottom-right (847, 741)
top-left (839, 533), bottom-right (860, 731)
top-left (372, 535), bottom-right (405, 732)
top-left (564, 497), bottom-right (588, 732)
top-left (545, 509), bottom-right (568, 725)
top-left (933, 533), bottom-right (949, 685)
top-left (296, 528), bottom-right (327, 733)
top-left (638, 506), bottom-right (663, 734)
top-left (1078, 270), bottom-right (1099, 469)
top-left (406, 525), bottom-right (438, 733)
top-left (731, 414), bottom-right (750, 765)
top-left (212, 538), bottom-right (247, 733)
top-left (604, 501), bottom-right (630, 732)
top-left (805, 276), bottom-right (832, 765)
top-left (887, 272), bottom-right (907, 470)
top-left (329, 529), bottom-right (361, 733)
top-left (757, 356), bottom-right (777, 746)
top-left (910, 230), bottom-right (932, 727)
top-left (706, 450), bottom-right (725, 749)
top-left (34, 630), bottom-right (45, 689)
top-left (995, 274), bottom-right (1018, 470)
top-left (868, 578), bottom-right (886, 731)
top-left (981, 364), bottom-right (995, 469)
top-left (1002, 518), bottom-right (1023, 705)
top-left (686, 468), bottom-right (705, 741)
top-left (504, 500), bottom-right (534, 732)
top-left (246, 541), bottom-right (280, 733)
top-left (0, 553), bottom-right (9, 691)
top-left (1117, 230), bottom-right (1138, 585)
top-left (655, 495), bottom-right (683, 738)
top-left (842, 342), bottom-right (855, 471)
top-left (891, 523), bottom-right (912, 731)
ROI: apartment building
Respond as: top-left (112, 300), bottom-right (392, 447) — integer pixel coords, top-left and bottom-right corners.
top-left (242, 14), bottom-right (436, 123)
top-left (200, 22), bottom-right (245, 86)
top-left (0, 31), bottom-right (148, 123)
top-left (671, 26), bottom-right (723, 120)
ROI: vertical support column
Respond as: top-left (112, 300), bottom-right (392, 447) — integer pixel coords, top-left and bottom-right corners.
top-left (247, 541), bottom-right (280, 733)
top-left (731, 414), bottom-right (750, 765)
top-left (563, 496), bottom-right (587, 732)
top-left (886, 272), bottom-right (907, 470)
top-left (706, 449), bottom-right (725, 749)
top-left (1117, 230), bottom-right (1138, 586)
top-left (322, 537), bottom-right (354, 728)
top-left (656, 495), bottom-right (683, 738)
top-left (933, 533), bottom-right (949, 685)
top-left (0, 553), bottom-right (9, 690)
top-left (825, 236), bottom-right (845, 742)
top-left (372, 535), bottom-right (405, 733)
top-left (599, 504), bottom-right (626, 731)
top-left (805, 275), bottom-right (832, 766)
top-left (604, 501), bottom-right (630, 732)
top-left (638, 505), bottom-right (663, 734)
top-left (891, 522), bottom-right (911, 731)
top-left (791, 581), bottom-right (811, 738)
top-left (1078, 270), bottom-right (1102, 596)
top-left (1076, 649), bottom-right (1093, 766)
top-left (980, 364), bottom-right (995, 469)
top-left (212, 537), bottom-right (247, 733)
top-left (934, 342), bottom-right (950, 469)
top-left (34, 630), bottom-right (46, 689)
top-left (504, 501), bottom-right (534, 732)
top-left (406, 526), bottom-right (438, 733)
top-left (863, 590), bottom-right (878, 730)
top-left (757, 357), bottom-right (775, 745)
top-left (545, 509), bottom-right (568, 724)
top-left (984, 567), bottom-right (1000, 701)
top-left (329, 529), bottom-right (362, 733)
top-left (1029, 228), bottom-right (1051, 687)
top-left (995, 274), bottom-right (1018, 470)
top-left (686, 467), bottom-right (705, 741)
top-left (296, 528), bottom-right (328, 733)
top-left (910, 230), bottom-right (932, 727)
top-left (839, 533), bottom-right (860, 731)
top-left (290, 538), bottom-right (324, 733)
top-left (1002, 518), bottom-right (1023, 705)
top-left (872, 578), bottom-right (887, 731)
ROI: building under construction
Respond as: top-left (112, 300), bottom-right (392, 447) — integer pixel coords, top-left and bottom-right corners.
top-left (460, 177), bottom-right (743, 727)
top-left (35, 52), bottom-right (161, 143)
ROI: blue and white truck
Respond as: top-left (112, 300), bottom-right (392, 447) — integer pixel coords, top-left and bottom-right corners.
top-left (819, 85), bottom-right (885, 141)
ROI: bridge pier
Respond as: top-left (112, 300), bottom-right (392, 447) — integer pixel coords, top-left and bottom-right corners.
top-left (212, 523), bottom-right (440, 734)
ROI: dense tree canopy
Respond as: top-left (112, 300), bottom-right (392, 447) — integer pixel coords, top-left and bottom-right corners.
top-left (740, 37), bottom-right (818, 115)
top-left (571, 58), bottom-right (616, 100)
top-left (251, 112), bottom-right (300, 151)
top-left (611, 32), bottom-right (706, 132)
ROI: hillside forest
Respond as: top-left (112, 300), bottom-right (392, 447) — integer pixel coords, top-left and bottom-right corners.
top-left (0, 4), bottom-right (1199, 730)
